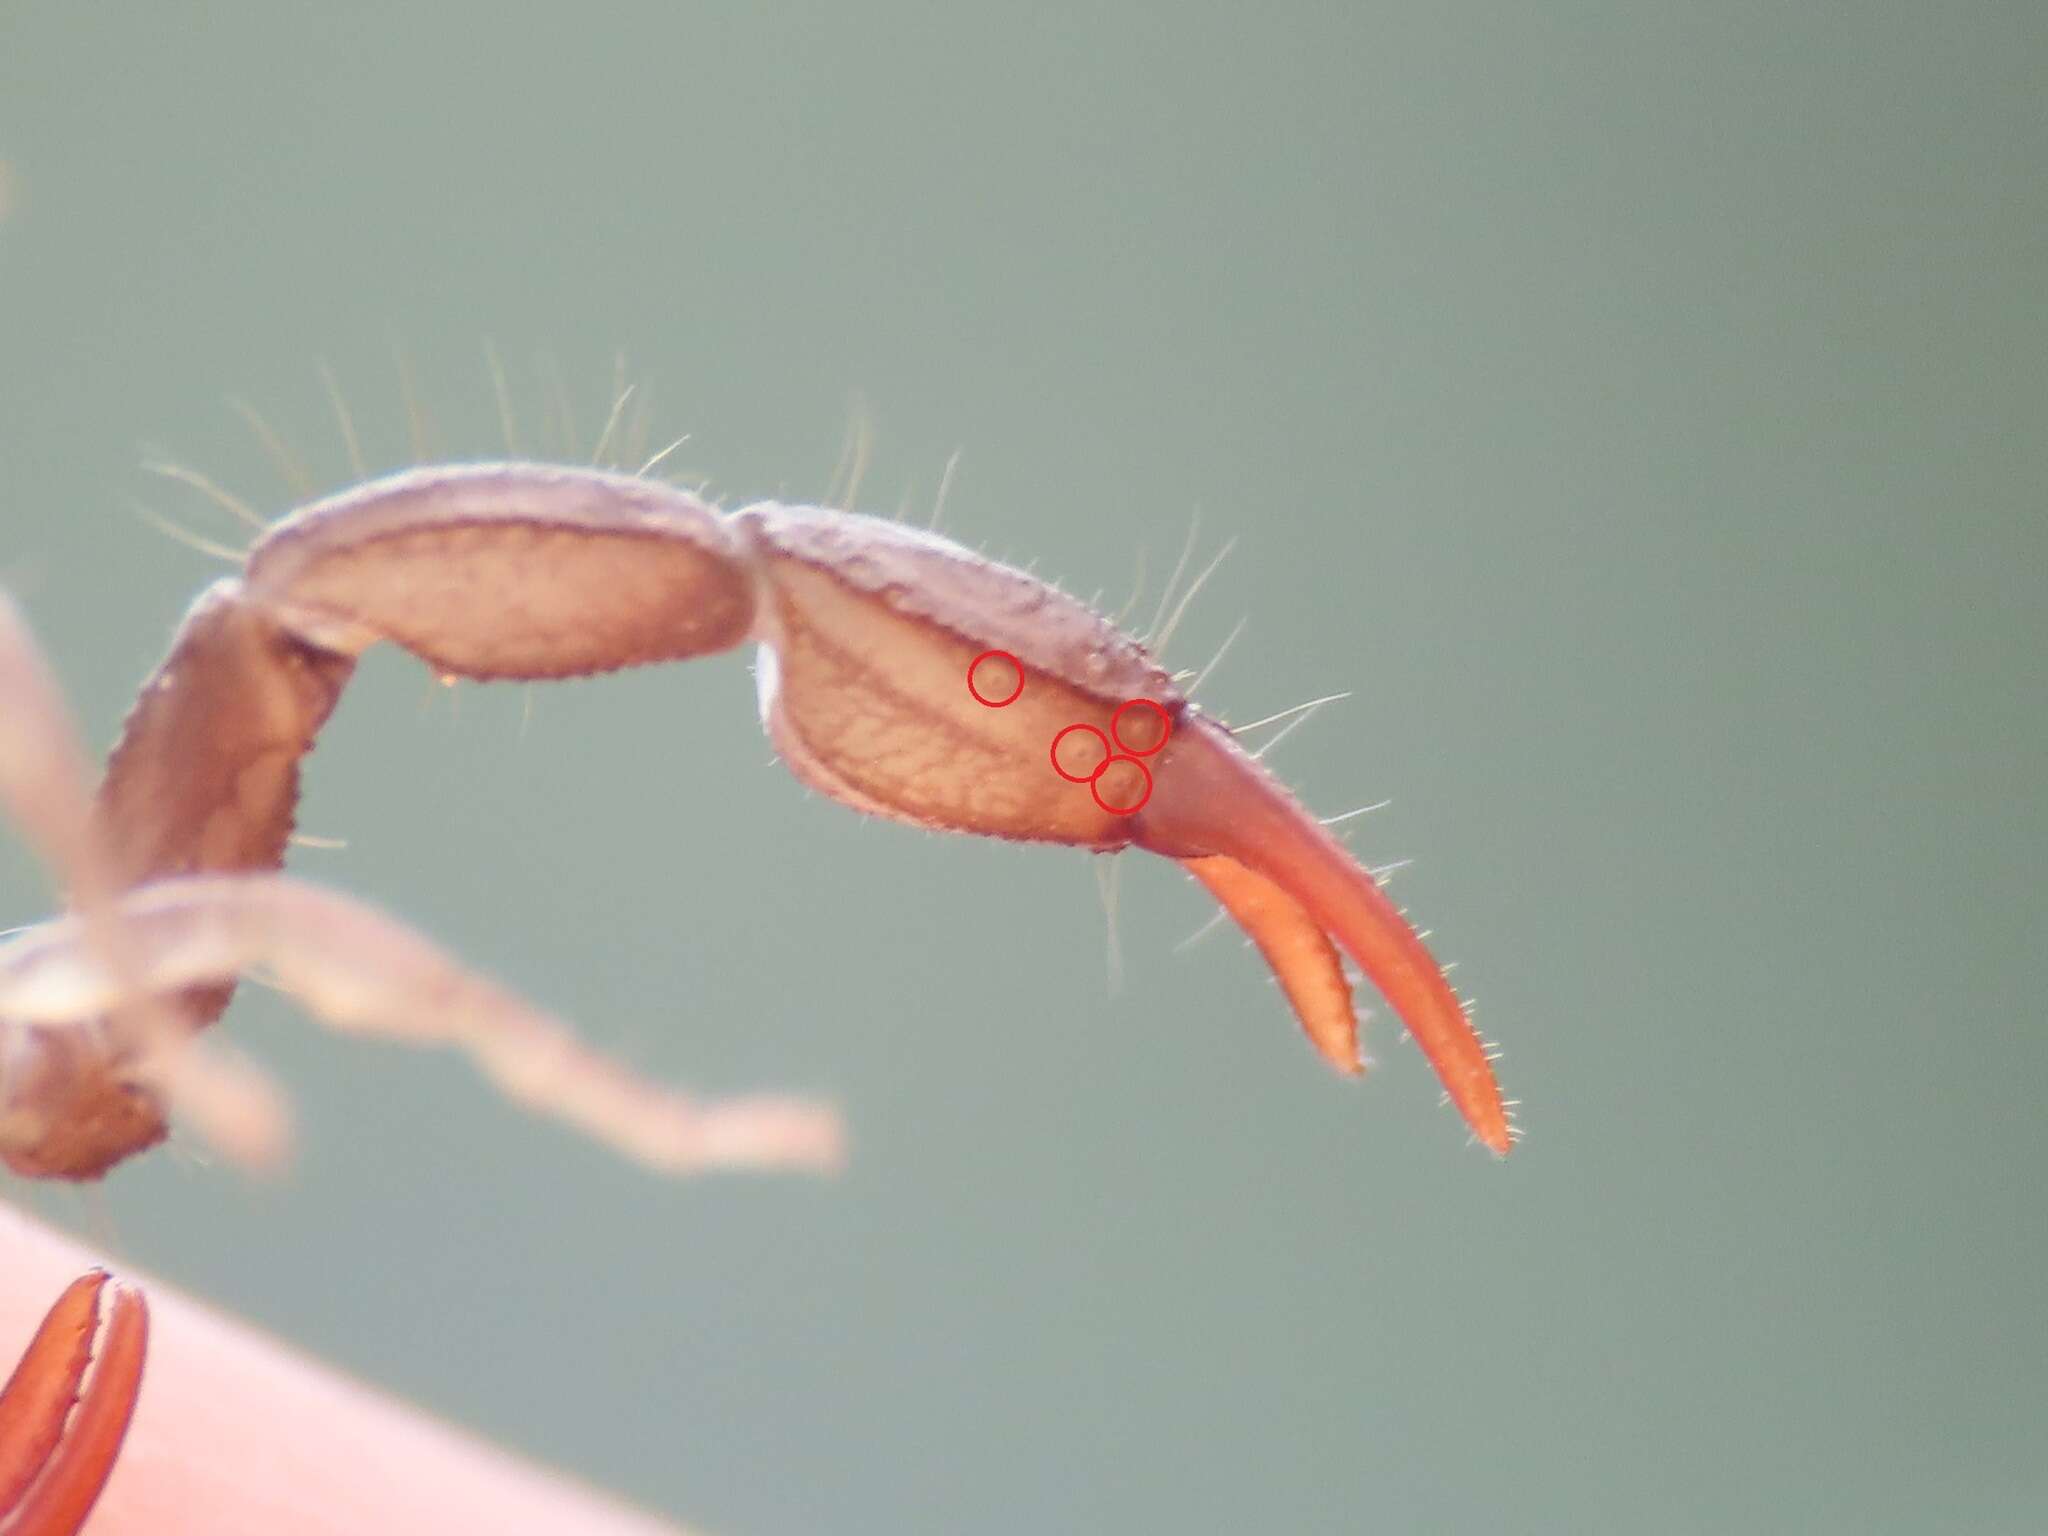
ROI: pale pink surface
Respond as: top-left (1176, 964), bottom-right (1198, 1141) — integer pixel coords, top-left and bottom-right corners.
top-left (1, 1204), bottom-right (699, 1536)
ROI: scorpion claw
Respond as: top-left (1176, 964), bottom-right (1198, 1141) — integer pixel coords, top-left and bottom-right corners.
top-left (1139, 714), bottom-right (1511, 1154)
top-left (2, 461), bottom-right (1512, 1174)
top-left (0, 1270), bottom-right (148, 1536)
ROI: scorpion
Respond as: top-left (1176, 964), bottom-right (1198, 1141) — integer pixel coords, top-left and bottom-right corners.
top-left (1, 449), bottom-right (1511, 1531)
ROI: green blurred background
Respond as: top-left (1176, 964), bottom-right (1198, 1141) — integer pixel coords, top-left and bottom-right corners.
top-left (3, 4), bottom-right (2043, 1531)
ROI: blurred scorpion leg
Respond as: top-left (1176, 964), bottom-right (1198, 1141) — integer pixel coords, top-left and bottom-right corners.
top-left (0, 875), bottom-right (841, 1176)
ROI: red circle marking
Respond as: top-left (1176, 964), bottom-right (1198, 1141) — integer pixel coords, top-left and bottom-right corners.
top-left (967, 650), bottom-right (1024, 707)
top-left (1049, 723), bottom-right (1110, 783)
top-left (1111, 697), bottom-right (1172, 756)
top-left (1091, 755), bottom-right (1153, 815)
